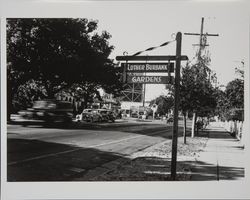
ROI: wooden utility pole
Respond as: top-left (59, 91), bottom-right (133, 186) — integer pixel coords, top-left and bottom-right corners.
top-left (184, 17), bottom-right (219, 59)
top-left (184, 17), bottom-right (219, 138)
top-left (170, 32), bottom-right (182, 181)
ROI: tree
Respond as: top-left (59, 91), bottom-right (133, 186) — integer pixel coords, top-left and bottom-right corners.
top-left (149, 95), bottom-right (174, 117)
top-left (235, 61), bottom-right (244, 80)
top-left (214, 62), bottom-right (244, 122)
top-left (216, 78), bottom-right (244, 121)
top-left (179, 60), bottom-right (217, 140)
top-left (7, 18), bottom-right (122, 120)
top-left (13, 80), bottom-right (47, 112)
top-left (225, 79), bottom-right (244, 109)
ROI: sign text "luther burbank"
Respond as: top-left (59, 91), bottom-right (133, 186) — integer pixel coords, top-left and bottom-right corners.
top-left (122, 63), bottom-right (174, 73)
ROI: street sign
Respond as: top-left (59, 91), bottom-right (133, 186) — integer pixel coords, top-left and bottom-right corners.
top-left (127, 75), bottom-right (174, 84)
top-left (121, 62), bottom-right (174, 73)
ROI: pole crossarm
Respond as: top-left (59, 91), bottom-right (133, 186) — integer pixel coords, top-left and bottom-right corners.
top-left (184, 17), bottom-right (219, 59)
top-left (116, 55), bottom-right (188, 61)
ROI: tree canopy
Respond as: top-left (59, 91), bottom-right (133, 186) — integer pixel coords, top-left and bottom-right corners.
top-left (7, 18), bottom-right (122, 115)
top-left (178, 62), bottom-right (217, 118)
top-left (225, 79), bottom-right (244, 109)
top-left (149, 95), bottom-right (174, 116)
top-left (215, 78), bottom-right (244, 121)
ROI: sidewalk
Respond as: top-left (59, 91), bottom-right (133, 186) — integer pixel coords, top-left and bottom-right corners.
top-left (190, 124), bottom-right (245, 181)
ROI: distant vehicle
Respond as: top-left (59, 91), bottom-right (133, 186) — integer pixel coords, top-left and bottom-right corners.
top-left (108, 110), bottom-right (116, 122)
top-left (76, 109), bottom-right (92, 122)
top-left (19, 100), bottom-right (73, 123)
top-left (131, 112), bottom-right (139, 118)
top-left (76, 109), bottom-right (104, 123)
top-left (87, 109), bottom-right (102, 122)
top-left (97, 109), bottom-right (110, 122)
top-left (97, 109), bottom-right (115, 122)
top-left (139, 113), bottom-right (147, 120)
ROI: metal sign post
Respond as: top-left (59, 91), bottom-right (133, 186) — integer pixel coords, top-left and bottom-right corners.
top-left (171, 32), bottom-right (182, 181)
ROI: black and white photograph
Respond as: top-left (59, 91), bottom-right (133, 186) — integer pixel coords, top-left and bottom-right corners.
top-left (1, 0), bottom-right (250, 199)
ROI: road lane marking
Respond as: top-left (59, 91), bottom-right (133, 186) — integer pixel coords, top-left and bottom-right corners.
top-left (8, 128), bottom-right (170, 166)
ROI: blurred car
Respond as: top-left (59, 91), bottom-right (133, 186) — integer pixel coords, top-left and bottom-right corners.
top-left (19, 99), bottom-right (73, 123)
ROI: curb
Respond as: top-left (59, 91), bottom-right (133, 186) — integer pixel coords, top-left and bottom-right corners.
top-left (74, 157), bottom-right (129, 181)
top-left (73, 140), bottom-right (174, 181)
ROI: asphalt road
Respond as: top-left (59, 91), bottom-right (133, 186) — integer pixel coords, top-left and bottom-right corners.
top-left (7, 119), bottom-right (191, 181)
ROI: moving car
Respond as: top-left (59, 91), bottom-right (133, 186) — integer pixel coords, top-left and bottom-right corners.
top-left (19, 99), bottom-right (73, 123)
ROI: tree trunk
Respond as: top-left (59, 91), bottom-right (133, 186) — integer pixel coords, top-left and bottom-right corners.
top-left (195, 114), bottom-right (198, 135)
top-left (191, 112), bottom-right (197, 138)
top-left (183, 112), bottom-right (187, 144)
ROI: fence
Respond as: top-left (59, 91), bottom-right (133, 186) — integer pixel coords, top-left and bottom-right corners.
top-left (219, 120), bottom-right (244, 141)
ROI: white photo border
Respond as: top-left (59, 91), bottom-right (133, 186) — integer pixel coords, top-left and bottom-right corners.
top-left (1, 1), bottom-right (250, 199)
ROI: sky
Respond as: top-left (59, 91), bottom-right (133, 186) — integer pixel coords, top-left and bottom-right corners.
top-left (87, 1), bottom-right (249, 101)
top-left (1, 0), bottom-right (249, 101)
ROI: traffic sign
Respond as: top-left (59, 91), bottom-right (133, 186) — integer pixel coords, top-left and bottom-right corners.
top-left (127, 75), bottom-right (174, 84)
top-left (121, 62), bottom-right (174, 73)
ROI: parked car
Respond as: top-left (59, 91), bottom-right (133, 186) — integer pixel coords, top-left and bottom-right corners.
top-left (19, 99), bottom-right (73, 123)
top-left (96, 109), bottom-right (115, 122)
top-left (107, 110), bottom-right (116, 122)
top-left (87, 109), bottom-right (103, 122)
top-left (76, 109), bottom-right (92, 122)
top-left (131, 112), bottom-right (139, 118)
top-left (97, 109), bottom-right (109, 122)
